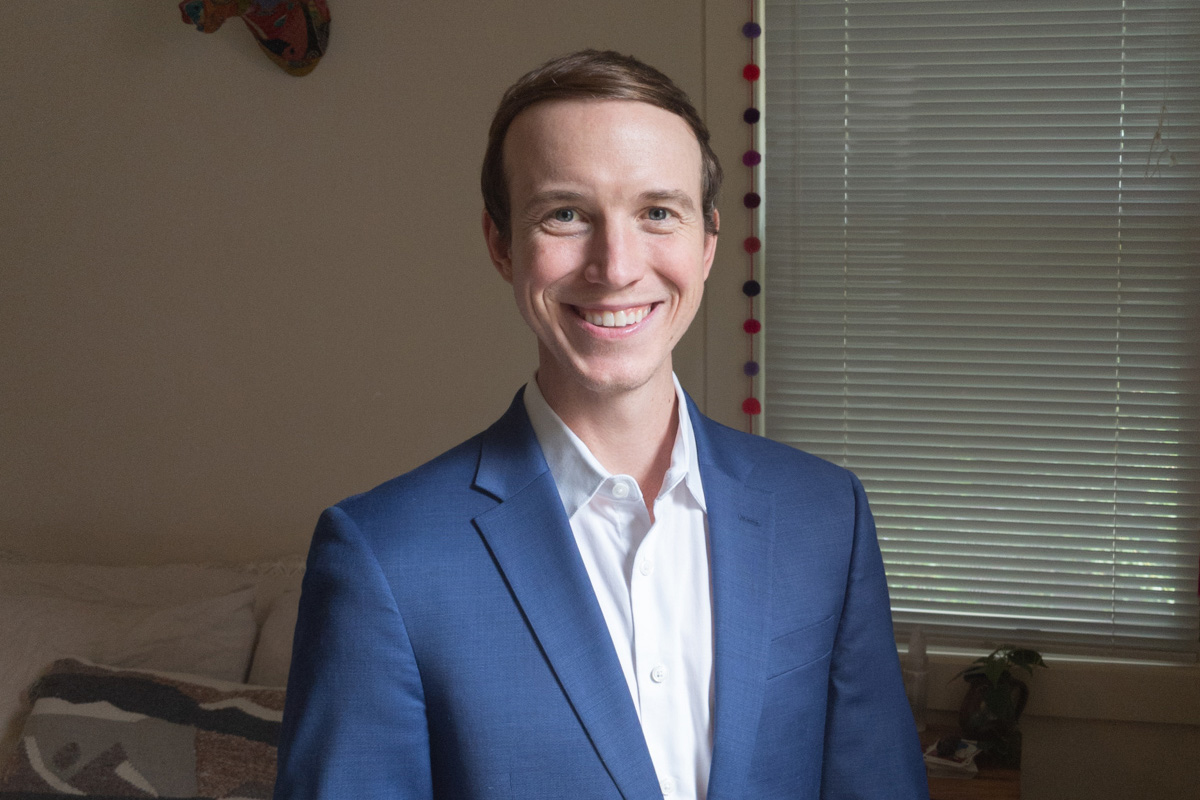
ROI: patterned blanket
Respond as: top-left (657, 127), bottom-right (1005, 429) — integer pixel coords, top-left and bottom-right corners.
top-left (0, 659), bottom-right (284, 798)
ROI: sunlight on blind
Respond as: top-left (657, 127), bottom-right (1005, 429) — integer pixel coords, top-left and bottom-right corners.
top-left (763, 0), bottom-right (1200, 658)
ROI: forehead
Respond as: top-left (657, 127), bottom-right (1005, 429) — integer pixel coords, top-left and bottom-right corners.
top-left (502, 99), bottom-right (703, 197)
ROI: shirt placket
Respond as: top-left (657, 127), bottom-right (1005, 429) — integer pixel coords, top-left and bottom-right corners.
top-left (629, 481), bottom-right (689, 798)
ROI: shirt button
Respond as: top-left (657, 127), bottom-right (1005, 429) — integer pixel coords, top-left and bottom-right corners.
top-left (650, 664), bottom-right (668, 683)
top-left (611, 481), bottom-right (630, 499)
top-left (639, 558), bottom-right (655, 576)
top-left (660, 778), bottom-right (675, 796)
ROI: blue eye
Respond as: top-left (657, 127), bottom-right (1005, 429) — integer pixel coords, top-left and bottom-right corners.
top-left (648, 208), bottom-right (670, 221)
top-left (553, 209), bottom-right (576, 223)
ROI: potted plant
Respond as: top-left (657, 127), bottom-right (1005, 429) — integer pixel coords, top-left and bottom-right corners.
top-left (954, 645), bottom-right (1047, 767)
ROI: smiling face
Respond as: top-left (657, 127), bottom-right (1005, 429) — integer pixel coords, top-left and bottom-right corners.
top-left (484, 99), bottom-right (718, 410)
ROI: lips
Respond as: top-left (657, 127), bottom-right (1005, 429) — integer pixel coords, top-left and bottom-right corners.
top-left (576, 304), bottom-right (652, 328)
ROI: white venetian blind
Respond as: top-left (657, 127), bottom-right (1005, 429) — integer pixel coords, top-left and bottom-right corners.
top-left (762, 0), bottom-right (1200, 657)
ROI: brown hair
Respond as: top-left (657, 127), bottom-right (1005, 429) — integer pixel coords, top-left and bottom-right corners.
top-left (481, 49), bottom-right (722, 239)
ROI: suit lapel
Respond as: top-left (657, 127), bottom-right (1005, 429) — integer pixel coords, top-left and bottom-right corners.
top-left (689, 402), bottom-right (777, 799)
top-left (472, 392), bottom-right (661, 800)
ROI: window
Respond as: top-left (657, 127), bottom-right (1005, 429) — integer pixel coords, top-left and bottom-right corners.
top-left (762, 0), bottom-right (1199, 658)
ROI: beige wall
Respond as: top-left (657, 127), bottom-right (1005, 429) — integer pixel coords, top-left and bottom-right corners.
top-left (1, 0), bottom-right (742, 565)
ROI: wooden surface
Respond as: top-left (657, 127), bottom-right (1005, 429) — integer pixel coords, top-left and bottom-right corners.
top-left (921, 727), bottom-right (1021, 800)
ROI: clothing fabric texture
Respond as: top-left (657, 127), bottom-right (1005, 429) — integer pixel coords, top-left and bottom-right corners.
top-left (274, 388), bottom-right (929, 800)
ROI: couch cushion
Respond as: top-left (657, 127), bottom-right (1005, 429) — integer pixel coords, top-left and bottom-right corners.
top-left (247, 590), bottom-right (300, 688)
top-left (0, 557), bottom-right (306, 627)
top-left (0, 587), bottom-right (257, 769)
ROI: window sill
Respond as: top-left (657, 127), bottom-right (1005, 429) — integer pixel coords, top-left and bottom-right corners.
top-left (919, 650), bottom-right (1200, 727)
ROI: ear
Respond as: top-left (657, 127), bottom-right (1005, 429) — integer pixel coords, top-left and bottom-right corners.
top-left (482, 209), bottom-right (514, 284)
top-left (702, 208), bottom-right (720, 281)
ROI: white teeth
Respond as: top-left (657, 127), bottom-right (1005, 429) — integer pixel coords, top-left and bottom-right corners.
top-left (582, 306), bottom-right (649, 328)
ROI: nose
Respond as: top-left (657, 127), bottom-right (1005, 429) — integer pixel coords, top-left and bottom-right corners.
top-left (583, 219), bottom-right (646, 288)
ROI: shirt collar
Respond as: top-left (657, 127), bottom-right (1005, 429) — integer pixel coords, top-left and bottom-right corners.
top-left (523, 373), bottom-right (707, 519)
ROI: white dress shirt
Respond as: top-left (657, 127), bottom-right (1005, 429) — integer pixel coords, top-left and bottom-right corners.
top-left (524, 375), bottom-right (713, 800)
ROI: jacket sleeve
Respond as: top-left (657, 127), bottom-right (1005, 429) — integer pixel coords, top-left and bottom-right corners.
top-left (274, 506), bottom-right (434, 800)
top-left (820, 474), bottom-right (929, 799)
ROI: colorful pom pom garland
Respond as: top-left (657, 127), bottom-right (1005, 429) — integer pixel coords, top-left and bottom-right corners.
top-left (741, 8), bottom-right (764, 425)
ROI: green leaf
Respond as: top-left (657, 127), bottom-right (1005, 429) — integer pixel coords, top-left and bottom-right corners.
top-left (1008, 649), bottom-right (1048, 673)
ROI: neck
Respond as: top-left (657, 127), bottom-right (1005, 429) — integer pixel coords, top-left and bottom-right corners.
top-left (536, 369), bottom-right (680, 511)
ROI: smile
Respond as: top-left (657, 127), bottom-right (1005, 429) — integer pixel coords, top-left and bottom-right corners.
top-left (576, 305), bottom-right (652, 328)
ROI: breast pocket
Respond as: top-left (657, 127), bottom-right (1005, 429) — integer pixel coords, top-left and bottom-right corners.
top-left (767, 614), bottom-right (838, 680)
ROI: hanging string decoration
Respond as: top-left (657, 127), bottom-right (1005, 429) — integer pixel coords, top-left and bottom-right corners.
top-left (740, 16), bottom-right (763, 423)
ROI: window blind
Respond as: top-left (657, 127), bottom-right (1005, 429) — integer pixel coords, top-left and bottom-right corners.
top-left (762, 0), bottom-right (1200, 658)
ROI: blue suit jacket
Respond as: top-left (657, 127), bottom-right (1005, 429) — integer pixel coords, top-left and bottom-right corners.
top-left (275, 390), bottom-right (927, 799)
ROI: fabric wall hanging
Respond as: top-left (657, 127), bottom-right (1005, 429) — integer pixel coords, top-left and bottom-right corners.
top-left (180, 0), bottom-right (331, 77)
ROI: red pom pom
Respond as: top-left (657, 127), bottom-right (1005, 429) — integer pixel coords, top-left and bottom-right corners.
top-left (743, 319), bottom-right (762, 334)
top-left (743, 64), bottom-right (761, 81)
top-left (743, 236), bottom-right (762, 254)
top-left (742, 397), bottom-right (763, 415)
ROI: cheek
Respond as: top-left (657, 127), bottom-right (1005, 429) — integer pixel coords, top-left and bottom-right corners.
top-left (510, 261), bottom-right (567, 323)
top-left (647, 231), bottom-right (707, 269)
top-left (515, 239), bottom-right (579, 292)
top-left (657, 250), bottom-right (709, 297)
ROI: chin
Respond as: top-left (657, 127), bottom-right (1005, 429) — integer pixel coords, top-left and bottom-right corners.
top-left (572, 361), bottom-right (669, 397)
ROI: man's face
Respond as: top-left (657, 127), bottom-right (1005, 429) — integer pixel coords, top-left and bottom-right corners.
top-left (484, 99), bottom-right (718, 406)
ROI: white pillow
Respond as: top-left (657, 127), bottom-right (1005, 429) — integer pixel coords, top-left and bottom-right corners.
top-left (0, 556), bottom-right (306, 625)
top-left (247, 589), bottom-right (301, 687)
top-left (0, 561), bottom-right (260, 605)
top-left (0, 586), bottom-right (257, 767)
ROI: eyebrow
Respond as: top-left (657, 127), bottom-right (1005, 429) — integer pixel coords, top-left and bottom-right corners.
top-left (639, 189), bottom-right (697, 212)
top-left (523, 188), bottom-right (698, 211)
top-left (524, 190), bottom-right (587, 208)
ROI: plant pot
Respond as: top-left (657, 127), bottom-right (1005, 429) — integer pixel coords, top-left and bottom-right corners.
top-left (959, 673), bottom-right (1028, 768)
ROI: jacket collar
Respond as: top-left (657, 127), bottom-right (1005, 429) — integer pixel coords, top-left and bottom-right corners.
top-left (472, 390), bottom-right (661, 799)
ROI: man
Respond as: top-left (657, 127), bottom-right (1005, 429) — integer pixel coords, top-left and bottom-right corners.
top-left (275, 50), bottom-right (927, 799)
